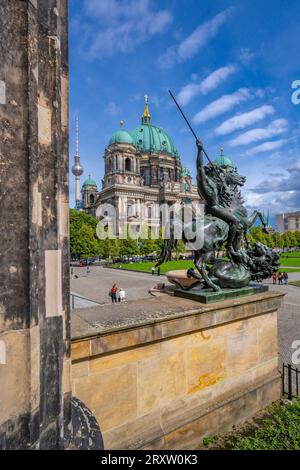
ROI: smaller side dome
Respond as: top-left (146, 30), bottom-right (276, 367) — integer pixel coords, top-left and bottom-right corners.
top-left (82, 175), bottom-right (97, 189)
top-left (180, 166), bottom-right (191, 178)
top-left (109, 129), bottom-right (133, 146)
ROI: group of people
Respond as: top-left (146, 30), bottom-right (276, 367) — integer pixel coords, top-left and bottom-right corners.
top-left (272, 272), bottom-right (289, 285)
top-left (151, 266), bottom-right (161, 276)
top-left (109, 284), bottom-right (126, 303)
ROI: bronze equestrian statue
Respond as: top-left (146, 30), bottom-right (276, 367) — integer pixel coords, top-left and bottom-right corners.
top-left (156, 92), bottom-right (279, 292)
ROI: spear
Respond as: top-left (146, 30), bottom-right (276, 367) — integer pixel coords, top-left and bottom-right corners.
top-left (168, 89), bottom-right (222, 182)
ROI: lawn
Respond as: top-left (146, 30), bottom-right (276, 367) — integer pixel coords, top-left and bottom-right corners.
top-left (279, 268), bottom-right (300, 273)
top-left (109, 259), bottom-right (195, 274)
top-left (201, 399), bottom-right (300, 450)
top-left (279, 257), bottom-right (300, 267)
top-left (289, 280), bottom-right (300, 287)
top-left (280, 251), bottom-right (300, 258)
top-left (109, 259), bottom-right (300, 274)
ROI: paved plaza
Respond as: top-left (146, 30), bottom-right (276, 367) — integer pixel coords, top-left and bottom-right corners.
top-left (71, 266), bottom-right (300, 366)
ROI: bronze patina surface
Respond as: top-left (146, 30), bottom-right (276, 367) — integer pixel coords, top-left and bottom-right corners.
top-left (174, 283), bottom-right (269, 304)
top-left (157, 112), bottom-right (280, 292)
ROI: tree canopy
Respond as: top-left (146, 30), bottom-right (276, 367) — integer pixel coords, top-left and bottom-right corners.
top-left (70, 210), bottom-right (300, 260)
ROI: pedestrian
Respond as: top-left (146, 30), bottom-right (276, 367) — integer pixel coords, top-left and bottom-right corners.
top-left (278, 272), bottom-right (283, 285)
top-left (272, 272), bottom-right (277, 284)
top-left (118, 288), bottom-right (126, 302)
top-left (151, 266), bottom-right (155, 275)
top-left (110, 284), bottom-right (118, 303)
top-left (283, 272), bottom-right (288, 285)
top-left (157, 266), bottom-right (161, 276)
top-left (86, 265), bottom-right (90, 275)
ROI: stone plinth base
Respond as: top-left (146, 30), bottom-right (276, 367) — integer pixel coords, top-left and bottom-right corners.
top-left (175, 284), bottom-right (268, 304)
top-left (71, 291), bottom-right (284, 450)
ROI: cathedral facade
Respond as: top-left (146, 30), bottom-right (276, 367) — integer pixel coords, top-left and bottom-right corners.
top-left (80, 97), bottom-right (201, 234)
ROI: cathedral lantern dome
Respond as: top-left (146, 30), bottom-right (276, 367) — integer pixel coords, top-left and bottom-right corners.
top-left (214, 148), bottom-right (234, 168)
top-left (131, 96), bottom-right (179, 158)
top-left (109, 121), bottom-right (133, 146)
top-left (82, 175), bottom-right (97, 190)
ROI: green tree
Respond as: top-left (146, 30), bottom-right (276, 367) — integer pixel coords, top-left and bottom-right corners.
top-left (139, 225), bottom-right (158, 255)
top-left (102, 239), bottom-right (120, 261)
top-left (70, 224), bottom-right (99, 259)
top-left (175, 239), bottom-right (186, 259)
top-left (70, 209), bottom-right (104, 258)
top-left (294, 231), bottom-right (300, 247)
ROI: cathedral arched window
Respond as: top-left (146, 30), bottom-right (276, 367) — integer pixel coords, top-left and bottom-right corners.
top-left (127, 202), bottom-right (134, 217)
top-left (90, 194), bottom-right (95, 204)
top-left (148, 206), bottom-right (152, 220)
top-left (125, 158), bottom-right (132, 172)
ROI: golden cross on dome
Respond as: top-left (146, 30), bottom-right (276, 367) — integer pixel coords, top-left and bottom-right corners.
top-left (120, 120), bottom-right (124, 128)
top-left (220, 147), bottom-right (224, 155)
top-left (142, 94), bottom-right (151, 122)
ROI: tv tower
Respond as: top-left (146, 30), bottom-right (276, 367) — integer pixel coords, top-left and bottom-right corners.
top-left (71, 115), bottom-right (84, 208)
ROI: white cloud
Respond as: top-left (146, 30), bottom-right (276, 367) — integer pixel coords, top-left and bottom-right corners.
top-left (245, 139), bottom-right (287, 155)
top-left (158, 8), bottom-right (233, 69)
top-left (245, 159), bottom-right (300, 214)
top-left (106, 101), bottom-right (120, 116)
top-left (84, 0), bottom-right (173, 58)
top-left (239, 48), bottom-right (256, 64)
top-left (177, 65), bottom-right (237, 106)
top-left (193, 88), bottom-right (251, 124)
top-left (215, 105), bottom-right (275, 135)
top-left (229, 119), bottom-right (288, 146)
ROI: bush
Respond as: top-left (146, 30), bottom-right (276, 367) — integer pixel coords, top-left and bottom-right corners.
top-left (201, 400), bottom-right (300, 450)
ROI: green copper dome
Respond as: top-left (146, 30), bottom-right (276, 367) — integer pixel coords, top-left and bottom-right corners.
top-left (214, 150), bottom-right (234, 168)
top-left (82, 176), bottom-right (97, 188)
top-left (131, 124), bottom-right (179, 157)
top-left (109, 129), bottom-right (133, 146)
top-left (130, 96), bottom-right (179, 157)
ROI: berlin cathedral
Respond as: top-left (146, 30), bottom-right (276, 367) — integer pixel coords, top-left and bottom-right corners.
top-left (73, 96), bottom-right (202, 234)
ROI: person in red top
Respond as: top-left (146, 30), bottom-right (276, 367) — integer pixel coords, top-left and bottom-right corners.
top-left (110, 284), bottom-right (118, 303)
top-left (272, 272), bottom-right (277, 284)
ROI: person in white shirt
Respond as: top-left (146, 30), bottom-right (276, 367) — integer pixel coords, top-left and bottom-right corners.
top-left (118, 288), bottom-right (126, 302)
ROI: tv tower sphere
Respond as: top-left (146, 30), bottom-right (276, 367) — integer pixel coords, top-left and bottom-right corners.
top-left (72, 159), bottom-right (83, 177)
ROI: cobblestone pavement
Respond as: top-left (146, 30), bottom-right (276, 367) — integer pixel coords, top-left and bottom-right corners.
top-left (71, 266), bottom-right (166, 304)
top-left (71, 266), bottom-right (300, 369)
top-left (264, 274), bottom-right (300, 368)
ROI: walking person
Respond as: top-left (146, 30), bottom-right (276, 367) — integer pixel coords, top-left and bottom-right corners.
top-left (277, 272), bottom-right (283, 285)
top-left (110, 284), bottom-right (118, 304)
top-left (157, 266), bottom-right (161, 277)
top-left (151, 266), bottom-right (155, 276)
top-left (272, 272), bottom-right (277, 284)
top-left (283, 272), bottom-right (289, 285)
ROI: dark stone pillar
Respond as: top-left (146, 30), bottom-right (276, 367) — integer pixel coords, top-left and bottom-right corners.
top-left (0, 0), bottom-right (71, 449)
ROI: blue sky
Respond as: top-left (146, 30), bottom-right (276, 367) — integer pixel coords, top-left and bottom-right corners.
top-left (69, 0), bottom-right (300, 222)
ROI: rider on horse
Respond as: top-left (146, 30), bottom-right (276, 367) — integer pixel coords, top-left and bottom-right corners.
top-left (196, 140), bottom-right (244, 262)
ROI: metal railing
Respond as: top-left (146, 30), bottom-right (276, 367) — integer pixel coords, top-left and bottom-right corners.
top-left (282, 363), bottom-right (300, 400)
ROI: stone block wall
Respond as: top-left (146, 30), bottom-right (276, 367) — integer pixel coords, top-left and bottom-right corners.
top-left (0, 0), bottom-right (70, 449)
top-left (71, 292), bottom-right (283, 450)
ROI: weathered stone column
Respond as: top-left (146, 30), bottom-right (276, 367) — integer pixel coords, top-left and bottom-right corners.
top-left (0, 0), bottom-right (71, 449)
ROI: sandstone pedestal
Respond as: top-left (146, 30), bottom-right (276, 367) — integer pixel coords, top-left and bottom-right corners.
top-left (71, 291), bottom-right (284, 450)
